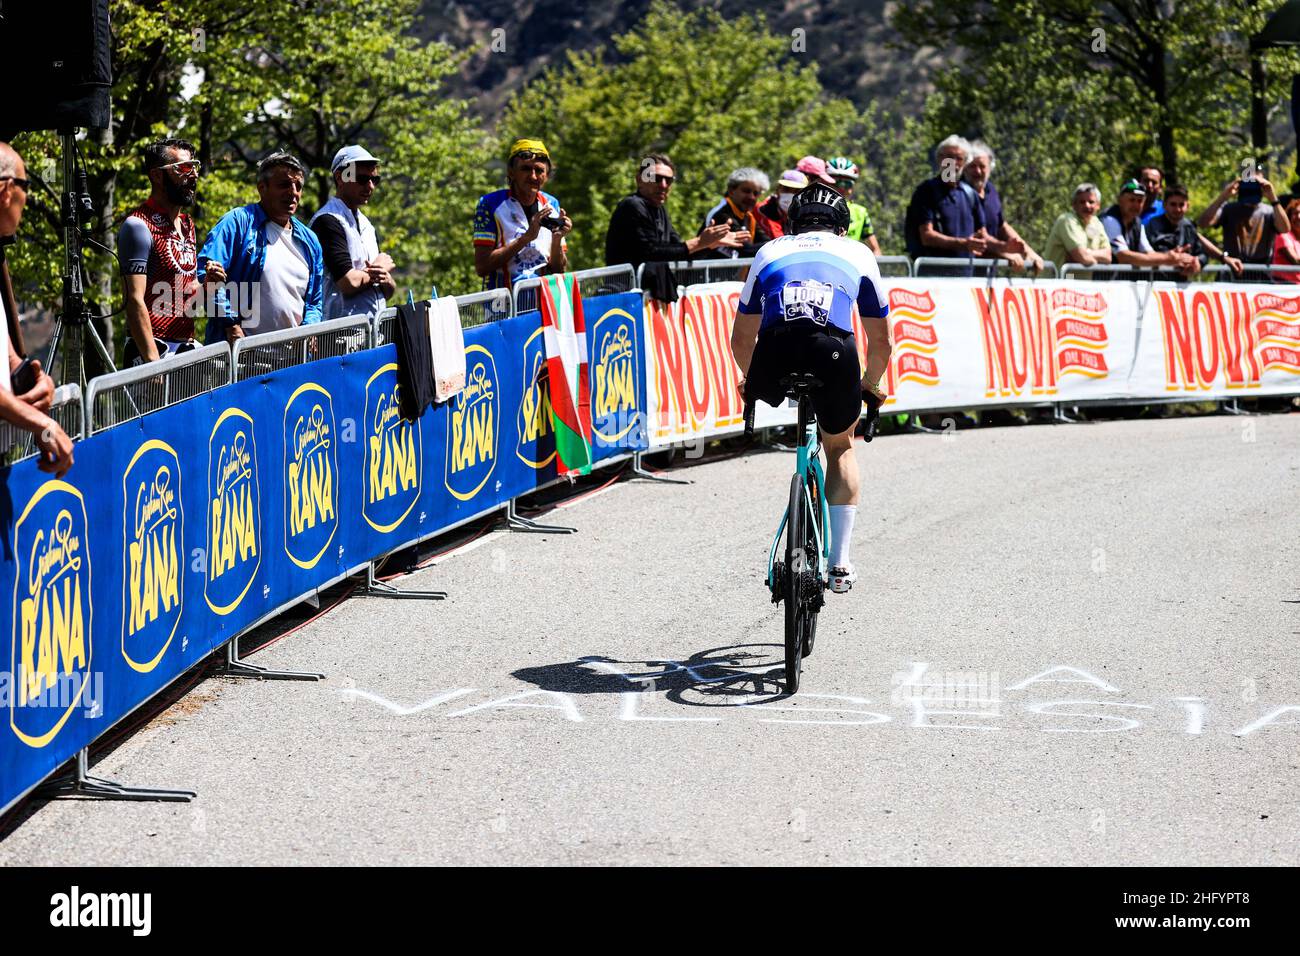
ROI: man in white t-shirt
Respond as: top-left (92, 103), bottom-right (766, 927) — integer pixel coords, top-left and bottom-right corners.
top-left (199, 151), bottom-right (325, 342)
top-left (0, 141), bottom-right (73, 476)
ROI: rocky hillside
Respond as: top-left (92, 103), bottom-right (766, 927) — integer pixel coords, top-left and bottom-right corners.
top-left (415, 0), bottom-right (942, 121)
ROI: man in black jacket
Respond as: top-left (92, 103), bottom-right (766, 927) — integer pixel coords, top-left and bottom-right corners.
top-left (605, 154), bottom-right (740, 300)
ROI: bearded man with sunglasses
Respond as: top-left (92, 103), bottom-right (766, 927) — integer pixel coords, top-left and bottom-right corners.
top-left (310, 145), bottom-right (395, 321)
top-left (118, 138), bottom-right (203, 365)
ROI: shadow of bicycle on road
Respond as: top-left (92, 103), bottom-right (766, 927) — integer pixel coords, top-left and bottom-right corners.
top-left (511, 644), bottom-right (791, 706)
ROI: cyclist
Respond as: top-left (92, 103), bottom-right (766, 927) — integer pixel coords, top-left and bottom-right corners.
top-left (730, 182), bottom-right (892, 594)
top-left (826, 157), bottom-right (883, 255)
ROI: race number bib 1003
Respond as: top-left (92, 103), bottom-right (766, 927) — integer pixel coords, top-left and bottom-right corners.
top-left (781, 280), bottom-right (833, 326)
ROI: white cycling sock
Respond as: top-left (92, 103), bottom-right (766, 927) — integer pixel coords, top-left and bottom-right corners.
top-left (829, 504), bottom-right (856, 569)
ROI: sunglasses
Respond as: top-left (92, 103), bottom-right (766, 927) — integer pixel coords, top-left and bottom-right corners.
top-left (2, 176), bottom-right (30, 192)
top-left (160, 160), bottom-right (202, 176)
top-left (356, 174), bottom-right (382, 186)
top-left (651, 174), bottom-right (674, 185)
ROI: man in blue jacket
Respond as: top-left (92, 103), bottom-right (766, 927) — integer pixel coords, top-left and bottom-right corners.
top-left (199, 151), bottom-right (324, 344)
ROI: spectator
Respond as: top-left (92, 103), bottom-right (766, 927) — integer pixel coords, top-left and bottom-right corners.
top-left (700, 167), bottom-right (772, 259)
top-left (309, 145), bottom-right (395, 321)
top-left (1147, 184), bottom-right (1243, 278)
top-left (118, 138), bottom-right (202, 366)
top-left (960, 141), bottom-right (1043, 272)
top-left (1099, 180), bottom-right (1197, 277)
top-left (199, 151), bottom-right (325, 343)
top-left (1197, 169), bottom-right (1291, 267)
top-left (903, 134), bottom-right (984, 260)
top-left (1271, 198), bottom-right (1300, 284)
top-left (0, 141), bottom-right (73, 476)
top-left (753, 169), bottom-right (809, 240)
top-left (1136, 165), bottom-right (1165, 224)
top-left (826, 157), bottom-right (882, 255)
top-left (604, 153), bottom-right (739, 273)
top-left (1042, 184), bottom-right (1113, 267)
top-left (473, 138), bottom-right (572, 292)
top-left (795, 155), bottom-right (837, 186)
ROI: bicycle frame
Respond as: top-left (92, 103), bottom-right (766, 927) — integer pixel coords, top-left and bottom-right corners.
top-left (765, 396), bottom-right (832, 590)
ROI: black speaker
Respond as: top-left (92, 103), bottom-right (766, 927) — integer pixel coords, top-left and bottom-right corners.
top-left (0, 0), bottom-right (111, 137)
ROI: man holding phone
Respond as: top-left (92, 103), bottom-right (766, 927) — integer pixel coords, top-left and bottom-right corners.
top-left (0, 141), bottom-right (73, 477)
top-left (1197, 166), bottom-right (1290, 268)
top-left (473, 139), bottom-right (572, 292)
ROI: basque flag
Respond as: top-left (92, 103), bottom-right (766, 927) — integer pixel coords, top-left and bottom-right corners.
top-left (539, 273), bottom-right (593, 475)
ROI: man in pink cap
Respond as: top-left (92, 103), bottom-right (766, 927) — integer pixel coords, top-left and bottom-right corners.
top-left (796, 155), bottom-right (837, 186)
top-left (754, 168), bottom-right (809, 239)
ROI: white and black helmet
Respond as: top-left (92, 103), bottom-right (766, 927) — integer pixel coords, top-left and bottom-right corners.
top-left (788, 182), bottom-right (851, 234)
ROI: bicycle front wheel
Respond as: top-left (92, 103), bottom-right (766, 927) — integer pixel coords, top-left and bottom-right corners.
top-left (783, 472), bottom-right (806, 693)
top-left (801, 466), bottom-right (822, 658)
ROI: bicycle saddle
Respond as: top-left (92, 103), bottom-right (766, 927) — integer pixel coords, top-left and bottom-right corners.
top-left (778, 373), bottom-right (824, 398)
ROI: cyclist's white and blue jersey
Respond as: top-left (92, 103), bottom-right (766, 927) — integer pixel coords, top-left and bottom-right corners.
top-left (738, 232), bottom-right (889, 334)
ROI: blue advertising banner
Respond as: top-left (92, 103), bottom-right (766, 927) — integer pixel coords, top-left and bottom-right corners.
top-left (0, 292), bottom-right (647, 812)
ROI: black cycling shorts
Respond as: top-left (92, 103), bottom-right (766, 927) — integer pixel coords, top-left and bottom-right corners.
top-left (745, 322), bottom-right (862, 434)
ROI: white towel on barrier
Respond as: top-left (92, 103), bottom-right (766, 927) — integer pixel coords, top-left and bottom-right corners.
top-left (428, 296), bottom-right (466, 403)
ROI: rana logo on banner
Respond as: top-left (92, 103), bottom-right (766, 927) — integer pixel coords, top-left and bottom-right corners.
top-left (206, 408), bottom-right (260, 615)
top-left (973, 286), bottom-right (1058, 398)
top-left (590, 307), bottom-right (639, 442)
top-left (121, 440), bottom-right (182, 673)
top-left (284, 384), bottom-right (338, 569)
top-left (363, 364), bottom-right (421, 533)
top-left (880, 289), bottom-right (941, 403)
top-left (1155, 289), bottom-right (1262, 391)
top-left (10, 481), bottom-right (92, 748)
top-left (517, 326), bottom-right (556, 470)
top-left (446, 344), bottom-right (499, 501)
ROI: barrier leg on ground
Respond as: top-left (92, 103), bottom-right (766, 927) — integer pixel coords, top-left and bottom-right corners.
top-left (1051, 402), bottom-right (1084, 424)
top-left (38, 749), bottom-right (196, 803)
top-left (358, 561), bottom-right (448, 600)
top-left (629, 449), bottom-right (691, 485)
top-left (215, 639), bottom-right (325, 681)
top-left (1221, 399), bottom-right (1251, 416)
top-left (505, 498), bottom-right (577, 534)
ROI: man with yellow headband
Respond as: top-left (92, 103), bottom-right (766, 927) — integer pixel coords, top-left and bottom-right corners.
top-left (473, 138), bottom-right (573, 291)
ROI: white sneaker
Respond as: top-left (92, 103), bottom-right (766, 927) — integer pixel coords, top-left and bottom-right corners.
top-left (828, 564), bottom-right (857, 594)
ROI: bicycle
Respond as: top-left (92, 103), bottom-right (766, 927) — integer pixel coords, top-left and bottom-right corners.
top-left (744, 373), bottom-right (829, 693)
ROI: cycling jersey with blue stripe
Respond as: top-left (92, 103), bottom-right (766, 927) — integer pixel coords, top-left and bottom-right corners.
top-left (737, 232), bottom-right (889, 334)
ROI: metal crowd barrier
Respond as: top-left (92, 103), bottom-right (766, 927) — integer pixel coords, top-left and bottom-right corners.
top-left (914, 256), bottom-right (1058, 279)
top-left (1059, 263), bottom-right (1184, 282)
top-left (875, 255), bottom-right (913, 277)
top-left (233, 315), bottom-right (372, 381)
top-left (374, 307), bottom-right (397, 345)
top-left (513, 264), bottom-right (637, 315)
top-left (456, 289), bottom-right (514, 328)
top-left (85, 343), bottom-right (233, 435)
top-left (1202, 263), bottom-right (1300, 284)
top-left (0, 384), bottom-right (83, 465)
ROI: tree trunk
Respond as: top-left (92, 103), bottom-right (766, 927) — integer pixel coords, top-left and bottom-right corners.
top-left (1150, 32), bottom-right (1178, 185)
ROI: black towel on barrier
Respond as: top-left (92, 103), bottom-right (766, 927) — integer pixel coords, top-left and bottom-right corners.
top-left (641, 261), bottom-right (679, 304)
top-left (394, 300), bottom-right (436, 420)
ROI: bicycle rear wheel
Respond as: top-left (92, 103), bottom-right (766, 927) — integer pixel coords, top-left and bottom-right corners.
top-left (784, 472), bottom-right (806, 693)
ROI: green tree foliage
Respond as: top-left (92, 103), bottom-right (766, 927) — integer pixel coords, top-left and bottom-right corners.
top-left (498, 1), bottom-right (858, 269)
top-left (9, 0), bottom-right (487, 341)
top-left (893, 0), bottom-right (1300, 253)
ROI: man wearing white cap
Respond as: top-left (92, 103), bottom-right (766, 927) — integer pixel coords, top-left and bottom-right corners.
top-left (310, 144), bottom-right (396, 321)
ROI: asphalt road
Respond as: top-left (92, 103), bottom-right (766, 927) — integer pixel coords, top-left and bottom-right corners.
top-left (2, 413), bottom-right (1298, 865)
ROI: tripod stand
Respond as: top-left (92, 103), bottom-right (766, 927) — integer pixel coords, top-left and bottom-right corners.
top-left (44, 129), bottom-right (116, 391)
